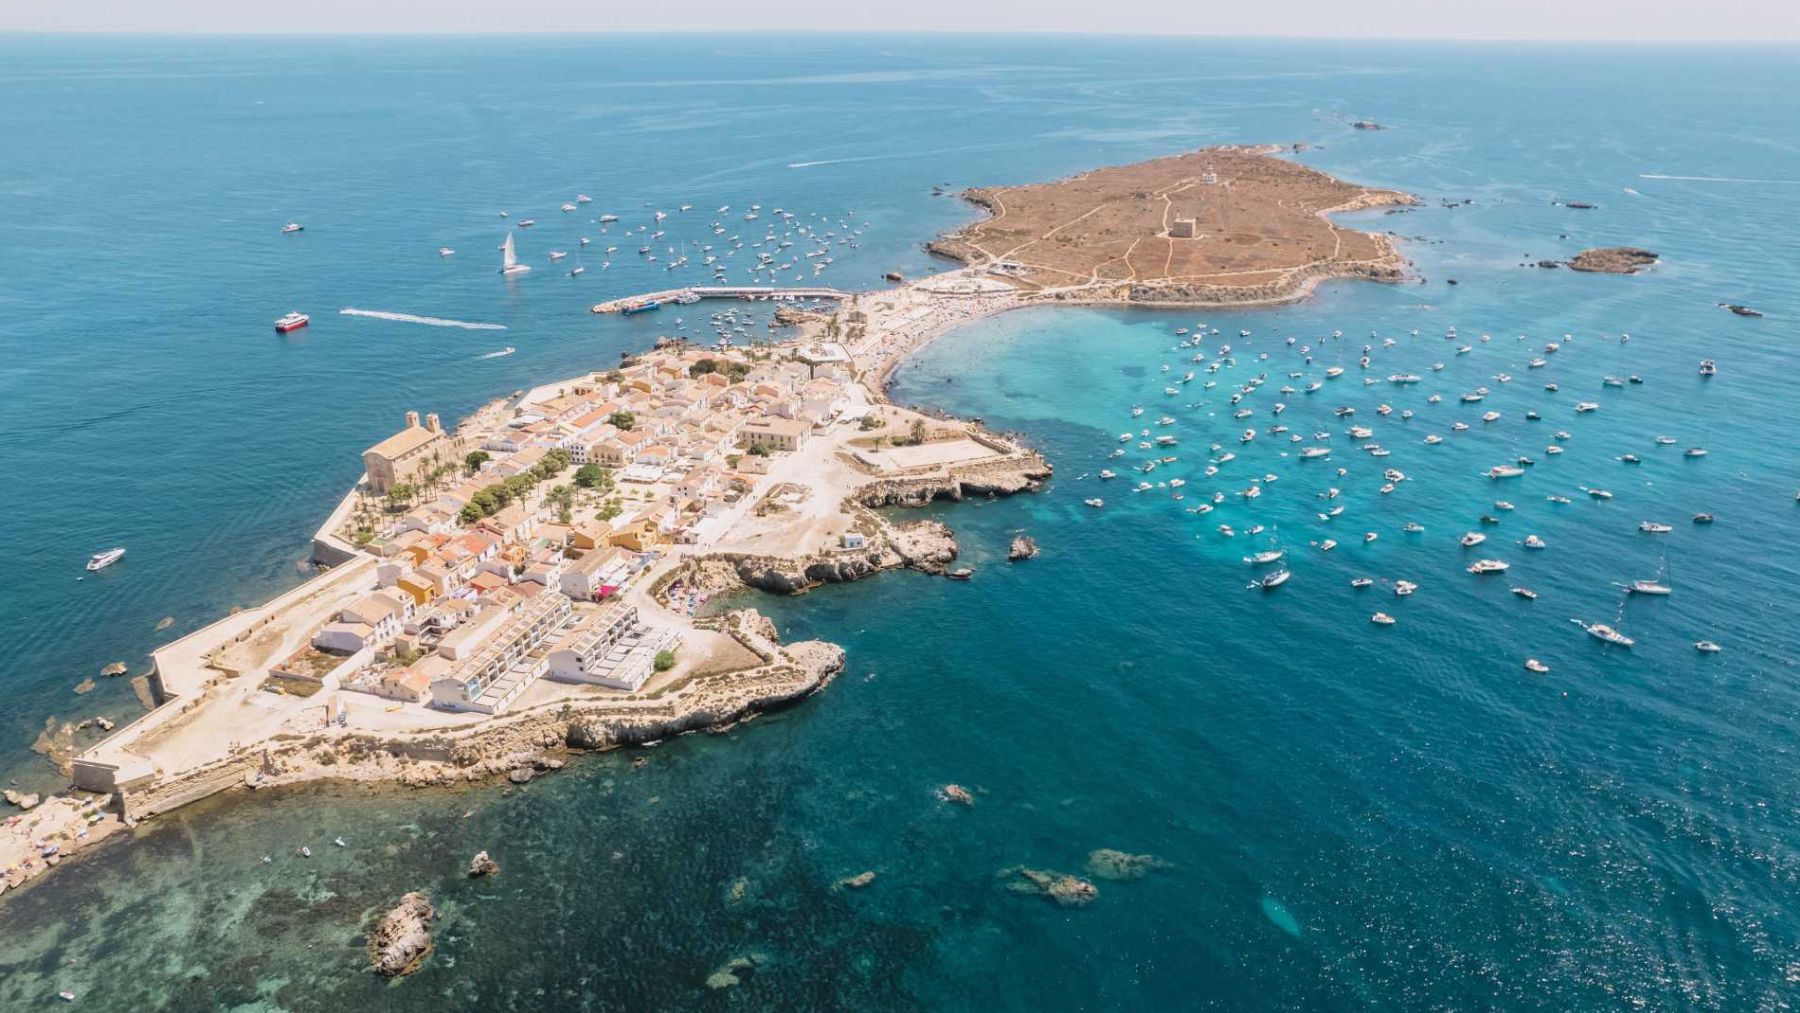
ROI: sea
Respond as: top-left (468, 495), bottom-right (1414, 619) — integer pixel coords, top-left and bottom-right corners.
top-left (2, 33), bottom-right (1799, 1011)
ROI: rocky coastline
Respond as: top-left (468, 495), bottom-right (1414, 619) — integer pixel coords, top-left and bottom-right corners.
top-left (1567, 246), bottom-right (1659, 274)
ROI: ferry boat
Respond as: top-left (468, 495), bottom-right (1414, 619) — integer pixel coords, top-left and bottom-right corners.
top-left (86, 547), bottom-right (125, 571)
top-left (274, 311), bottom-right (310, 333)
top-left (621, 299), bottom-right (661, 315)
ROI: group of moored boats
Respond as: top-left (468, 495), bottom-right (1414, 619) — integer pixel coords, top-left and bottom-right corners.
top-left (1083, 319), bottom-right (1738, 664)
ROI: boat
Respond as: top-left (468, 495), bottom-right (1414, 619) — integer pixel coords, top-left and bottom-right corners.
top-left (1351, 577), bottom-right (1374, 588)
top-left (1523, 535), bottom-right (1545, 549)
top-left (1587, 488), bottom-right (1613, 499)
top-left (516, 219), bottom-right (535, 228)
top-left (1639, 521), bottom-right (1673, 533)
top-left (1251, 569), bottom-right (1291, 590)
top-left (1619, 454), bottom-right (1640, 464)
top-left (1524, 658), bottom-right (1550, 673)
top-left (334, 837), bottom-right (347, 847)
top-left (1699, 359), bottom-right (1717, 376)
top-left (438, 246), bottom-right (455, 257)
top-left (86, 547), bottom-right (125, 571)
top-left (274, 311), bottom-right (309, 333)
top-left (576, 194), bottom-right (592, 203)
top-left (1692, 513), bottom-right (1714, 524)
top-left (1085, 498), bottom-right (1104, 508)
top-left (1487, 465), bottom-right (1524, 479)
top-left (298, 845), bottom-right (313, 858)
top-left (499, 233), bottom-right (530, 276)
top-left (1575, 402), bottom-right (1600, 413)
top-left (621, 299), bottom-right (661, 315)
top-left (1403, 521), bottom-right (1424, 533)
top-left (1394, 580), bottom-right (1417, 596)
top-left (1460, 532), bottom-right (1486, 547)
top-left (281, 222), bottom-right (303, 234)
top-left (946, 568), bottom-right (974, 581)
top-left (1574, 619), bottom-right (1634, 647)
top-left (598, 214), bottom-right (620, 223)
top-left (1623, 579), bottom-right (1671, 595)
top-left (1299, 446), bottom-right (1331, 459)
top-left (1656, 435), bottom-right (1677, 445)
top-left (1320, 539), bottom-right (1337, 551)
top-left (561, 203), bottom-right (578, 213)
top-left (1098, 470), bottom-right (1116, 480)
top-left (1244, 549), bottom-right (1285, 565)
top-left (1466, 559), bottom-right (1510, 574)
top-left (548, 250), bottom-right (567, 261)
top-left (1684, 447), bottom-right (1708, 458)
top-left (1371, 612), bottom-right (1396, 626)
top-left (1512, 586), bottom-right (1537, 600)
top-left (59, 992), bottom-right (77, 1002)
top-left (1695, 640), bottom-right (1722, 653)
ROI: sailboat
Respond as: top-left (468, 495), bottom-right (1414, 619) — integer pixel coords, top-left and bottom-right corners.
top-left (499, 233), bottom-right (530, 276)
top-left (569, 248), bottom-right (585, 277)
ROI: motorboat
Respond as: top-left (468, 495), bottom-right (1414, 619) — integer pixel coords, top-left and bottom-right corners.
top-left (1699, 359), bottom-right (1717, 376)
top-left (1403, 521), bottom-right (1424, 533)
top-left (1525, 658), bottom-right (1550, 673)
top-left (1394, 580), bottom-right (1417, 596)
top-left (1512, 586), bottom-right (1537, 600)
top-left (1466, 559), bottom-right (1510, 574)
top-left (439, 246), bottom-right (455, 257)
top-left (1487, 465), bottom-right (1524, 479)
top-left (1523, 534), bottom-right (1545, 549)
top-left (1085, 498), bottom-right (1104, 508)
top-left (1351, 577), bottom-right (1374, 588)
top-left (1623, 579), bottom-right (1671, 595)
top-left (1250, 569), bottom-right (1291, 591)
top-left (1460, 532), bottom-right (1487, 547)
top-left (1695, 640), bottom-right (1722, 653)
top-left (1575, 402), bottom-right (1600, 413)
top-left (274, 311), bottom-right (310, 333)
top-left (1639, 521), bottom-right (1673, 533)
top-left (86, 547), bottom-right (125, 571)
top-left (1245, 549), bottom-right (1285, 565)
top-left (1692, 513), bottom-right (1714, 524)
top-left (1371, 612), bottom-right (1396, 625)
top-left (282, 222), bottom-right (303, 233)
top-left (1685, 447), bottom-right (1708, 458)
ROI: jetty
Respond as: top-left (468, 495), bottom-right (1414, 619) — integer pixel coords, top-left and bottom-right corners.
top-left (591, 285), bottom-right (852, 314)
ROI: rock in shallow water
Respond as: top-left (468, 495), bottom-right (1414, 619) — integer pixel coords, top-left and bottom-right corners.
top-left (1000, 866), bottom-right (1099, 906)
top-left (368, 892), bottom-right (435, 977)
top-left (1085, 848), bottom-right (1170, 881)
top-left (467, 850), bottom-right (499, 878)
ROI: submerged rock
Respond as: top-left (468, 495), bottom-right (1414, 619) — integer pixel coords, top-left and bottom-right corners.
top-left (1085, 848), bottom-right (1170, 881)
top-left (368, 892), bottom-right (435, 977)
top-left (941, 784), bottom-right (974, 806)
top-left (100, 662), bottom-right (128, 677)
top-left (154, 616), bottom-right (175, 631)
top-left (73, 678), bottom-right (97, 695)
top-left (1000, 866), bottom-right (1098, 906)
top-left (838, 870), bottom-right (877, 890)
top-left (467, 850), bottom-right (499, 878)
top-left (1008, 533), bottom-right (1039, 561)
top-left (706, 954), bottom-right (760, 990)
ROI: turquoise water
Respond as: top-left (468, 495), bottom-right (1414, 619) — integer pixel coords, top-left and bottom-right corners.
top-left (4, 34), bottom-right (1800, 1010)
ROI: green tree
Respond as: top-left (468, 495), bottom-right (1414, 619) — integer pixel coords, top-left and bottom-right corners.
top-left (687, 358), bottom-right (718, 377)
top-left (609, 411), bottom-right (635, 431)
top-left (574, 463), bottom-right (612, 490)
top-left (910, 419), bottom-right (926, 445)
top-left (464, 450), bottom-right (490, 475)
top-left (747, 442), bottom-right (770, 457)
top-left (653, 649), bottom-right (677, 672)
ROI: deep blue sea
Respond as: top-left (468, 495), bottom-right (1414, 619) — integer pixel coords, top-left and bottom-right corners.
top-left (3, 34), bottom-right (1799, 1011)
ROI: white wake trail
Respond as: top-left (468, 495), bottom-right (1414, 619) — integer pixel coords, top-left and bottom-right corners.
top-left (340, 308), bottom-right (507, 330)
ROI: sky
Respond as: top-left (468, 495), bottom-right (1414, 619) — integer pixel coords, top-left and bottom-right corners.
top-left (3, 0), bottom-right (1798, 41)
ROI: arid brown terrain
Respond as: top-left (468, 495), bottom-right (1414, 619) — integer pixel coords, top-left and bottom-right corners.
top-left (928, 145), bottom-right (1417, 306)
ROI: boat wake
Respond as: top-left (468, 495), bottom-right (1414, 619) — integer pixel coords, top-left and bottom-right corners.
top-left (478, 348), bottom-right (515, 359)
top-left (339, 308), bottom-right (506, 330)
top-left (1638, 173), bottom-right (1800, 185)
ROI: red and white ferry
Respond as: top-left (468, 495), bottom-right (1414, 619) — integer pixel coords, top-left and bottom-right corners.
top-left (274, 311), bottom-right (310, 333)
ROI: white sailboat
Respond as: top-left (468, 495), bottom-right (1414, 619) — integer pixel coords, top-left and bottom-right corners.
top-left (499, 233), bottom-right (530, 276)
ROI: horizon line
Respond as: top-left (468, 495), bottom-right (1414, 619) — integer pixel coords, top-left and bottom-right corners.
top-left (2, 29), bottom-right (1799, 44)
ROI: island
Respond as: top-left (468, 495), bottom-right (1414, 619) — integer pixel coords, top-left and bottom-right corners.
top-left (6, 145), bottom-right (1415, 898)
top-left (925, 144), bottom-right (1416, 306)
top-left (1567, 247), bottom-right (1659, 274)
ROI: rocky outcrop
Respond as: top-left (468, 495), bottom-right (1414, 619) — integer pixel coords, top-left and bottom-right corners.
top-left (1000, 866), bottom-right (1099, 906)
top-left (368, 892), bottom-right (435, 977)
top-left (1009, 534), bottom-right (1039, 561)
top-left (1085, 849), bottom-right (1170, 880)
top-left (1567, 247), bottom-right (1657, 274)
top-left (838, 870), bottom-right (877, 889)
top-left (468, 851), bottom-right (499, 877)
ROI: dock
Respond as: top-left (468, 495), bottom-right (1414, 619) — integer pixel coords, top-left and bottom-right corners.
top-left (590, 285), bottom-right (851, 314)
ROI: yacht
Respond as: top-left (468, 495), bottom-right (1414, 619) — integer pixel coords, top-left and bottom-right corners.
top-left (1575, 620), bottom-right (1634, 647)
top-left (1638, 521), bottom-right (1673, 533)
top-left (1574, 402), bottom-right (1600, 413)
top-left (1487, 465), bottom-right (1524, 479)
top-left (1525, 658), bottom-right (1550, 673)
top-left (1466, 559), bottom-right (1510, 574)
top-left (1523, 534), bottom-right (1545, 549)
top-left (499, 233), bottom-right (530, 276)
top-left (1084, 498), bottom-right (1104, 508)
top-left (1623, 579), bottom-right (1672, 595)
top-left (1699, 359), bottom-right (1717, 377)
top-left (1460, 532), bottom-right (1487, 547)
top-left (1245, 549), bottom-right (1285, 565)
top-left (1685, 447), bottom-right (1708, 458)
top-left (274, 311), bottom-right (310, 333)
top-left (1512, 586), bottom-right (1537, 600)
top-left (1403, 521), bottom-right (1425, 533)
top-left (1693, 513), bottom-right (1714, 524)
top-left (86, 547), bottom-right (126, 571)
top-left (1351, 577), bottom-right (1374, 588)
top-left (1252, 569), bottom-right (1291, 591)
top-left (1394, 580), bottom-right (1417, 597)
top-left (438, 246), bottom-right (455, 257)
top-left (1370, 612), bottom-right (1396, 626)
top-left (1695, 640), bottom-right (1722, 653)
top-left (281, 222), bottom-right (303, 234)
